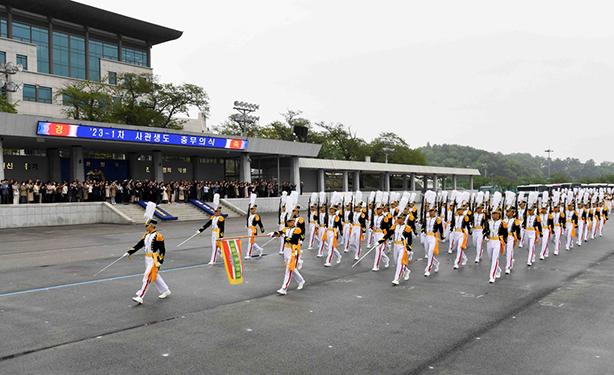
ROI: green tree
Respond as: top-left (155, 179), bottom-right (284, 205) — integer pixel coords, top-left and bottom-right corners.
top-left (368, 132), bottom-right (426, 165)
top-left (0, 94), bottom-right (17, 113)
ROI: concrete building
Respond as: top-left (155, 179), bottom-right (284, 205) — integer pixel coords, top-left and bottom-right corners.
top-left (0, 1), bottom-right (479, 191)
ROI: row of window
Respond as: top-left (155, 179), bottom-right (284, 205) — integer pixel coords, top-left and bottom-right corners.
top-left (0, 17), bottom-right (149, 80)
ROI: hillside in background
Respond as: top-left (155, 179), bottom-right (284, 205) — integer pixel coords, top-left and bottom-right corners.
top-left (419, 144), bottom-right (614, 188)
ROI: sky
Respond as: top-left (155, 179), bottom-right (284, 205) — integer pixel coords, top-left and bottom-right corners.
top-left (81, 0), bottom-right (614, 163)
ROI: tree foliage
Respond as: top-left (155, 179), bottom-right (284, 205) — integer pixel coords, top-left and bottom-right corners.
top-left (0, 94), bottom-right (18, 114)
top-left (58, 73), bottom-right (209, 129)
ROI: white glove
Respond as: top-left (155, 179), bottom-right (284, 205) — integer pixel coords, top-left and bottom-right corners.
top-left (195, 229), bottom-right (201, 235)
top-left (267, 232), bottom-right (275, 237)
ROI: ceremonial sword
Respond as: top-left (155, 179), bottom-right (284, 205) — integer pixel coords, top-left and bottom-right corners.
top-left (94, 253), bottom-right (128, 276)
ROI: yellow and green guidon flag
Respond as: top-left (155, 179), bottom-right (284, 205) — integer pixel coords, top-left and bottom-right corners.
top-left (220, 239), bottom-right (244, 285)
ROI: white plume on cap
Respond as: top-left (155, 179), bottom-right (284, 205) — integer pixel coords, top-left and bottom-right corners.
top-left (455, 191), bottom-right (463, 206)
top-left (310, 192), bottom-right (318, 206)
top-left (382, 192), bottom-right (389, 205)
top-left (541, 191), bottom-right (549, 208)
top-left (354, 191), bottom-right (363, 206)
top-left (491, 191), bottom-right (502, 210)
top-left (441, 191), bottom-right (448, 203)
top-left (409, 192), bottom-right (417, 204)
top-left (528, 192), bottom-right (539, 208)
top-left (285, 193), bottom-right (296, 216)
top-left (144, 201), bottom-right (156, 222)
top-left (368, 191), bottom-right (376, 204)
top-left (398, 191), bottom-right (410, 215)
top-left (449, 190), bottom-right (457, 204)
top-left (462, 191), bottom-right (470, 205)
top-left (476, 191), bottom-right (484, 206)
top-left (249, 193), bottom-right (257, 207)
top-left (212, 193), bottom-right (220, 210)
top-left (484, 191), bottom-right (490, 204)
top-left (375, 191), bottom-right (383, 206)
top-left (552, 191), bottom-right (560, 206)
top-left (504, 191), bottom-right (516, 209)
top-left (319, 191), bottom-right (326, 205)
top-left (424, 190), bottom-right (436, 209)
top-left (344, 191), bottom-right (353, 205)
top-left (518, 192), bottom-right (526, 203)
top-left (280, 191), bottom-right (288, 206)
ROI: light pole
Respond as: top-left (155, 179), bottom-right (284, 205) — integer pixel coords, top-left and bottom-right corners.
top-left (382, 146), bottom-right (394, 164)
top-left (231, 101), bottom-right (259, 137)
top-left (545, 148), bottom-right (553, 180)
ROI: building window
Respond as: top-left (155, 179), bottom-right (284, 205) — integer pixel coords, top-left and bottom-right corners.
top-left (0, 51), bottom-right (5, 65)
top-left (108, 71), bottom-right (117, 85)
top-left (23, 84), bottom-right (52, 104)
top-left (0, 18), bottom-right (7, 38)
top-left (16, 55), bottom-right (28, 70)
top-left (12, 21), bottom-right (49, 74)
top-left (89, 39), bottom-right (118, 81)
top-left (52, 32), bottom-right (86, 79)
top-left (122, 46), bottom-right (148, 67)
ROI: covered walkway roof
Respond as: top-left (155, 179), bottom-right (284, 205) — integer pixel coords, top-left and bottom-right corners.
top-left (298, 158), bottom-right (480, 177)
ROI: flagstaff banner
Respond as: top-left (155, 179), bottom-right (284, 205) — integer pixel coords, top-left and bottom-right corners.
top-left (220, 239), bottom-right (244, 285)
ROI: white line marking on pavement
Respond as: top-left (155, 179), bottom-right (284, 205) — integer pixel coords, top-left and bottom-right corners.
top-left (0, 263), bottom-right (208, 298)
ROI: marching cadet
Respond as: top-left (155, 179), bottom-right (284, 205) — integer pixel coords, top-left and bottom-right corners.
top-left (245, 202), bottom-right (265, 259)
top-left (523, 202), bottom-right (543, 267)
top-left (517, 200), bottom-right (527, 248)
top-left (444, 202), bottom-right (454, 252)
top-left (379, 214), bottom-right (413, 285)
top-left (349, 202), bottom-right (367, 261)
top-left (197, 194), bottom-right (225, 265)
top-left (564, 201), bottom-right (578, 251)
top-left (423, 206), bottom-right (444, 277)
top-left (483, 208), bottom-right (505, 283)
top-left (307, 203), bottom-right (319, 250)
top-left (472, 205), bottom-right (486, 263)
top-left (371, 204), bottom-right (391, 271)
top-left (127, 219), bottom-right (171, 304)
top-left (598, 202), bottom-right (608, 237)
top-left (577, 202), bottom-right (587, 246)
top-left (270, 216), bottom-right (305, 295)
top-left (278, 193), bottom-right (289, 255)
top-left (450, 206), bottom-right (472, 270)
top-left (538, 205), bottom-right (554, 260)
top-left (504, 207), bottom-right (521, 274)
top-left (342, 201), bottom-right (353, 253)
top-left (316, 204), bottom-right (328, 258)
top-left (366, 201), bottom-right (375, 248)
top-left (324, 205), bottom-right (344, 267)
top-left (551, 204), bottom-right (565, 256)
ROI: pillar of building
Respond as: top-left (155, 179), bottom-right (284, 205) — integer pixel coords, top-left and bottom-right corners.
top-left (453, 175), bottom-right (458, 190)
top-left (291, 157), bottom-right (301, 193)
top-left (70, 145), bottom-right (84, 181)
top-left (191, 156), bottom-right (203, 181)
top-left (402, 175), bottom-right (409, 190)
top-left (239, 153), bottom-right (252, 183)
top-left (47, 148), bottom-right (61, 182)
top-left (127, 152), bottom-right (138, 180)
top-left (470, 176), bottom-right (474, 191)
top-left (318, 169), bottom-right (325, 192)
top-left (342, 171), bottom-right (349, 192)
top-left (382, 172), bottom-right (391, 192)
top-left (353, 171), bottom-right (360, 191)
top-left (410, 173), bottom-right (416, 191)
top-left (433, 175), bottom-right (439, 191)
top-left (0, 138), bottom-right (4, 180)
top-left (151, 150), bottom-right (163, 182)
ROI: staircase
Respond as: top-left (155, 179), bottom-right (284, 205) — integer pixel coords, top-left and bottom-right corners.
top-left (157, 203), bottom-right (210, 222)
top-left (114, 203), bottom-right (147, 223)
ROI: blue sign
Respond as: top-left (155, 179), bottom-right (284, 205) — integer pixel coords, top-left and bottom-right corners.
top-left (36, 121), bottom-right (249, 150)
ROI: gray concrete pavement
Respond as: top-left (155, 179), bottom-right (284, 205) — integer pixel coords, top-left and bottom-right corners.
top-left (1, 214), bottom-right (613, 374)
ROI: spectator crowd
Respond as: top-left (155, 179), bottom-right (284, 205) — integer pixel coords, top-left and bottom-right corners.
top-left (0, 179), bottom-right (298, 205)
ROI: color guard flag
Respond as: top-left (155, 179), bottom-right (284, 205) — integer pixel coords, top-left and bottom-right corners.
top-left (220, 239), bottom-right (244, 285)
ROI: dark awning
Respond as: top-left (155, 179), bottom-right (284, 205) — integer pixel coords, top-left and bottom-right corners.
top-left (3, 0), bottom-right (183, 45)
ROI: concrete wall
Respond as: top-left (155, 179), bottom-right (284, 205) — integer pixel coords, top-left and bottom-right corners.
top-left (0, 202), bottom-right (133, 228)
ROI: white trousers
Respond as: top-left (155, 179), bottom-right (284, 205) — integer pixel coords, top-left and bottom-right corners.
top-left (349, 224), bottom-right (363, 259)
top-left (210, 232), bottom-right (221, 263)
top-left (505, 235), bottom-right (515, 271)
top-left (342, 223), bottom-right (351, 252)
top-left (325, 229), bottom-right (341, 265)
top-left (372, 232), bottom-right (390, 269)
top-left (452, 231), bottom-right (467, 267)
top-left (424, 235), bottom-right (439, 273)
top-left (525, 230), bottom-right (537, 265)
top-left (246, 227), bottom-right (263, 257)
top-left (473, 229), bottom-right (484, 261)
top-left (393, 243), bottom-right (410, 282)
top-left (565, 222), bottom-right (574, 250)
top-left (308, 223), bottom-right (318, 249)
top-left (577, 221), bottom-right (585, 246)
top-left (280, 250), bottom-right (304, 291)
top-left (552, 226), bottom-right (562, 255)
top-left (136, 256), bottom-right (169, 298)
top-left (540, 230), bottom-right (550, 258)
top-left (317, 226), bottom-right (327, 257)
top-left (591, 218), bottom-right (598, 239)
top-left (486, 240), bottom-right (501, 282)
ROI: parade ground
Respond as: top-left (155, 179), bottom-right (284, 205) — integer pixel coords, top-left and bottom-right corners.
top-left (1, 214), bottom-right (614, 375)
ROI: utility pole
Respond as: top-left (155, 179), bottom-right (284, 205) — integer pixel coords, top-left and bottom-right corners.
top-left (545, 148), bottom-right (553, 180)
